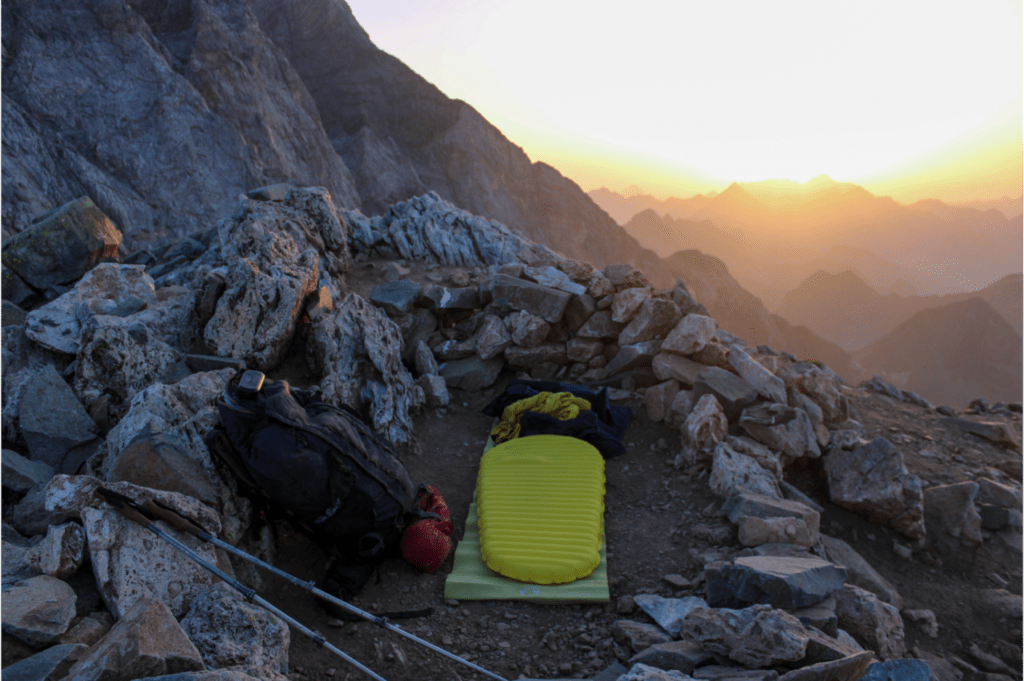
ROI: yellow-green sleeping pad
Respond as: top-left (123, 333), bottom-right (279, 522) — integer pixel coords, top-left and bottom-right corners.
top-left (477, 434), bottom-right (605, 585)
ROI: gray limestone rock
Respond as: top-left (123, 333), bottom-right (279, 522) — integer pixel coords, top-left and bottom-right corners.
top-left (692, 667), bottom-right (778, 681)
top-left (0, 642), bottom-right (89, 681)
top-left (679, 394), bottom-right (728, 467)
top-left (672, 279), bottom-right (702, 314)
top-left (832, 584), bottom-right (905, 660)
top-left (619, 664), bottom-right (693, 681)
top-left (975, 588), bottom-right (1022, 621)
top-left (923, 482), bottom-right (983, 546)
top-left (618, 298), bottom-right (683, 346)
top-left (789, 390), bottom-right (830, 447)
top-left (307, 293), bottom-right (423, 446)
top-left (577, 310), bottom-right (626, 340)
top-left (439, 356), bottom-right (504, 391)
top-left (777, 651), bottom-right (874, 681)
top-left (611, 619), bottom-right (672, 653)
top-left (11, 484), bottom-right (71, 538)
top-left (859, 660), bottom-right (933, 681)
top-left (628, 640), bottom-right (715, 676)
top-left (433, 337), bottom-right (477, 361)
top-left (794, 368), bottom-right (849, 427)
top-left (678, 604), bottom-right (809, 667)
top-left (566, 337), bottom-right (605, 363)
top-left (588, 272), bottom-right (615, 298)
top-left (740, 403), bottom-right (821, 460)
top-left (612, 287), bottom-right (652, 324)
top-left (904, 609), bottom-right (939, 638)
top-left (729, 345), bottom-right (787, 405)
top-left (24, 263), bottom-right (158, 355)
top-left (422, 284), bottom-right (480, 311)
top-left (709, 442), bottom-right (782, 500)
top-left (506, 310), bottom-right (551, 348)
top-left (2, 449), bottom-right (55, 493)
top-left (414, 340), bottom-right (440, 376)
top-left (1, 575), bottom-right (77, 648)
top-left (606, 340), bottom-right (663, 376)
top-left (823, 438), bottom-right (925, 541)
top-left (369, 279), bottom-right (423, 316)
top-left (939, 416), bottom-right (1021, 448)
top-left (180, 583), bottom-right (290, 674)
top-left (713, 556), bottom-right (847, 610)
top-left (564, 293), bottom-right (598, 332)
top-left (653, 353), bottom-right (707, 387)
top-left (662, 314), bottom-right (717, 355)
top-left (415, 374), bottom-right (450, 408)
top-left (688, 341), bottom-right (732, 370)
top-left (632, 595), bottom-right (709, 639)
top-left (64, 596), bottom-right (205, 680)
top-left (2, 300), bottom-right (28, 327)
top-left (737, 516), bottom-right (816, 548)
top-left (106, 432), bottom-right (220, 508)
top-left (820, 535), bottom-right (903, 610)
top-left (25, 522), bottom-right (85, 580)
top-left (523, 265), bottom-right (587, 295)
top-left (976, 478), bottom-right (1022, 509)
top-left (604, 263), bottom-right (650, 290)
top-left (504, 343), bottom-right (567, 370)
top-left (665, 389), bottom-right (697, 432)
top-left (474, 314), bottom-right (512, 361)
top-left (725, 436), bottom-right (784, 482)
top-left (2, 197), bottom-right (121, 292)
top-left (559, 259), bottom-right (594, 283)
top-left (3, 266), bottom-right (39, 308)
top-left (646, 380), bottom-right (681, 423)
top-left (693, 367), bottom-right (761, 422)
top-left (792, 594), bottom-right (838, 637)
top-left (485, 274), bottom-right (571, 323)
top-left (722, 491), bottom-right (821, 527)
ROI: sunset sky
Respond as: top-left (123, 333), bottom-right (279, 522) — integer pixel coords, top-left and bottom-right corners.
top-left (346, 0), bottom-right (1022, 203)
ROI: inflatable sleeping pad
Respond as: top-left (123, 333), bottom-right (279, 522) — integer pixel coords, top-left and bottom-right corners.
top-left (476, 434), bottom-right (605, 584)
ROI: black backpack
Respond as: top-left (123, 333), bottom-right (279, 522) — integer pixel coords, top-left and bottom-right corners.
top-left (206, 372), bottom-right (434, 601)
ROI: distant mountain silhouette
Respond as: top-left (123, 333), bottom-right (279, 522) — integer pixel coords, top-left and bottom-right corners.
top-left (854, 298), bottom-right (1023, 408)
top-left (590, 181), bottom-right (1023, 297)
top-left (777, 270), bottom-right (1023, 352)
top-left (952, 196), bottom-right (1023, 219)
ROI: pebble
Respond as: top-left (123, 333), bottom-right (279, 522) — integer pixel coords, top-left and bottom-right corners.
top-left (662, 574), bottom-right (691, 589)
top-left (445, 599), bottom-right (459, 606)
top-left (893, 542), bottom-right (913, 559)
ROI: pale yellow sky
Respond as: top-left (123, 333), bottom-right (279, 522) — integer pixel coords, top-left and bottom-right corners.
top-left (347, 0), bottom-right (1023, 203)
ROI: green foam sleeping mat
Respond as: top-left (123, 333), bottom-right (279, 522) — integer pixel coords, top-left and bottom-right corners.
top-left (443, 434), bottom-right (610, 602)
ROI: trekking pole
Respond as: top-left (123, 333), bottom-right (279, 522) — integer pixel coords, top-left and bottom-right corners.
top-left (95, 489), bottom-right (388, 681)
top-left (110, 490), bottom-right (510, 681)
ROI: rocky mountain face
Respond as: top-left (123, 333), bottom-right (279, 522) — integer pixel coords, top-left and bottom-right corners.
top-left (854, 298), bottom-right (1023, 408)
top-left (3, 190), bottom-right (1022, 680)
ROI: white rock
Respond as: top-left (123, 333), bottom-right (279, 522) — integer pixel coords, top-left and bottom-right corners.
top-left (833, 584), bottom-right (905, 661)
top-left (25, 522), bottom-right (85, 580)
top-left (662, 314), bottom-right (717, 356)
top-left (709, 442), bottom-right (782, 500)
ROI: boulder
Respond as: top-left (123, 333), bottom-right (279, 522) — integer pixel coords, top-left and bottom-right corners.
top-left (25, 522), bottom-right (86, 580)
top-left (588, 271), bottom-right (615, 298)
top-left (566, 337), bottom-right (605, 363)
top-left (180, 583), bottom-right (290, 673)
top-left (2, 300), bottom-right (28, 326)
top-left (523, 265), bottom-right (587, 295)
top-left (61, 614), bottom-right (114, 647)
top-left (2, 448), bottom-right (55, 493)
top-left (688, 341), bottom-right (732, 370)
top-left (577, 310), bottom-right (626, 340)
top-left (800, 627), bottom-right (867, 663)
top-left (415, 374), bottom-right (450, 408)
top-left (709, 442), bottom-right (782, 500)
top-left (558, 259), bottom-right (594, 283)
top-left (722, 491), bottom-right (820, 528)
top-left (653, 353), bottom-right (707, 387)
top-left (414, 340), bottom-right (440, 376)
top-left (662, 314), bottom-right (717, 355)
top-left (939, 416), bottom-right (1021, 448)
top-left (506, 310), bottom-right (551, 348)
top-left (728, 345), bottom-right (787, 404)
top-left (632, 595), bottom-right (709, 638)
top-left (10, 484), bottom-right (71, 538)
top-left (790, 391), bottom-right (830, 447)
top-left (776, 651), bottom-right (875, 681)
top-left (0, 642), bottom-right (89, 681)
top-left (564, 293), bottom-right (598, 332)
top-left (106, 432), bottom-right (220, 507)
top-left (612, 287), bottom-right (652, 324)
top-left (18, 364), bottom-right (99, 473)
top-left (711, 556), bottom-right (846, 610)
top-left (859, 661), bottom-right (933, 681)
top-left (975, 588), bottom-right (1022, 621)
top-left (672, 279), bottom-right (702, 314)
top-left (2, 265), bottom-right (39, 308)
top-left (618, 298), bottom-right (683, 347)
top-left (604, 263), bottom-right (650, 290)
top-left (737, 516), bottom-right (816, 548)
top-left (628, 641), bottom-right (715, 676)
top-left (611, 620), bottom-right (672, 653)
top-left (486, 273), bottom-right (571, 323)
top-left (504, 343), bottom-right (567, 370)
top-left (74, 314), bottom-right (190, 419)
top-left (422, 284), bottom-right (480, 311)
top-left (698, 377), bottom-right (767, 434)
top-left (646, 380), bottom-right (681, 423)
top-left (923, 482), bottom-right (983, 546)
top-left (606, 340), bottom-right (663, 376)
top-left (64, 596), bottom-right (205, 680)
top-left (665, 389), bottom-right (697, 432)
top-left (369, 280), bottom-right (422, 316)
top-left (1, 575), bottom-right (77, 647)
top-left (307, 293), bottom-right (423, 445)
top-left (2, 196), bottom-right (122, 292)
top-left (820, 535), bottom-right (903, 610)
top-left (619, 663), bottom-right (692, 681)
top-left (832, 584), bottom-right (905, 660)
top-left (679, 394), bottom-right (728, 466)
top-left (792, 595), bottom-right (839, 637)
top-left (433, 337), bottom-right (477, 360)
top-left (439, 356), bottom-right (504, 391)
top-left (904, 609), bottom-right (939, 638)
top-left (678, 604), bottom-right (809, 667)
top-left (793, 368), bottom-right (849, 427)
top-left (823, 438), bottom-right (925, 540)
top-left (976, 478), bottom-right (1022, 509)
top-left (739, 403), bottom-right (821, 460)
top-left (725, 436), bottom-right (783, 481)
top-left (474, 314), bottom-right (512, 360)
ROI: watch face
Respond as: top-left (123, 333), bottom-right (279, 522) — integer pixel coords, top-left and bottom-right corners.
top-left (238, 370), bottom-right (265, 394)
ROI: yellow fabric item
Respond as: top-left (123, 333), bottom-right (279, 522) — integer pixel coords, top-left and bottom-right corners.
top-left (477, 435), bottom-right (605, 585)
top-left (490, 391), bottom-right (591, 443)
